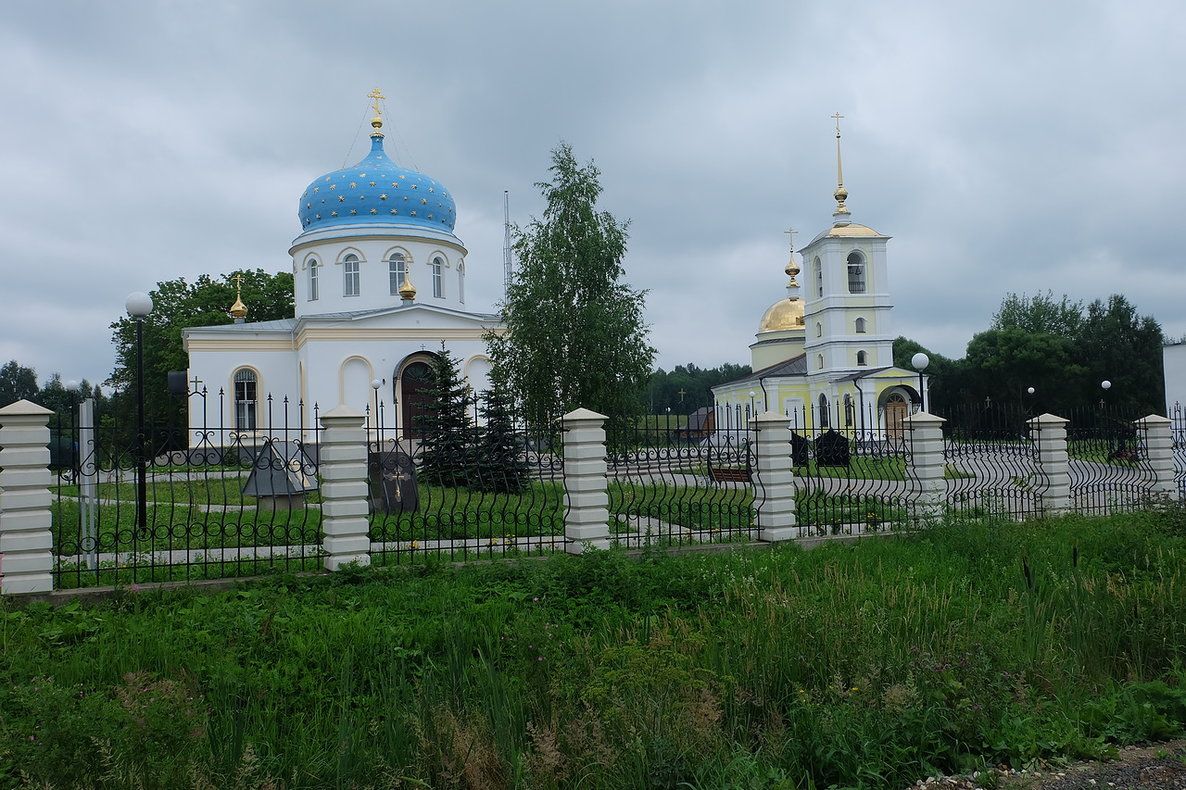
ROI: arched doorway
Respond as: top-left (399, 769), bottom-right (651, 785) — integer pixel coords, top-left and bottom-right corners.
top-left (397, 358), bottom-right (437, 438)
top-left (884, 393), bottom-right (909, 440)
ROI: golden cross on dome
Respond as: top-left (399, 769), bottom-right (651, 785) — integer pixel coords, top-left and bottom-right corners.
top-left (783, 226), bottom-right (798, 253)
top-left (232, 273), bottom-right (244, 292)
top-left (368, 87), bottom-right (386, 136)
top-left (831, 111), bottom-right (850, 215)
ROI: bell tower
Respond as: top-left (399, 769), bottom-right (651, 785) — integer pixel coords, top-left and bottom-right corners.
top-left (800, 114), bottom-right (896, 378)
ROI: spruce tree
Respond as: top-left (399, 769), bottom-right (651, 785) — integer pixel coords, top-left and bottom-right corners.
top-left (474, 379), bottom-right (530, 493)
top-left (415, 344), bottom-right (476, 487)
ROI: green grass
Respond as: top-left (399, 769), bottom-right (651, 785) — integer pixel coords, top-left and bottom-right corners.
top-left (5, 511), bottom-right (1186, 787)
top-left (636, 413), bottom-right (690, 430)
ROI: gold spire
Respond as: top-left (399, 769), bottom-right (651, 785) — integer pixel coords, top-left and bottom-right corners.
top-left (367, 87), bottom-right (385, 137)
top-left (783, 226), bottom-right (801, 286)
top-left (229, 273), bottom-right (248, 319)
top-left (398, 271), bottom-right (417, 300)
top-left (831, 111), bottom-right (849, 216)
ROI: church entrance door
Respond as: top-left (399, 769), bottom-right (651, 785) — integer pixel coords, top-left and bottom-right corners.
top-left (400, 360), bottom-right (436, 438)
top-left (884, 394), bottom-right (908, 441)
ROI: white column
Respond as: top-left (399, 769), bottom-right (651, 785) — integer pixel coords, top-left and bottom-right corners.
top-left (561, 408), bottom-right (610, 553)
top-left (904, 411), bottom-right (946, 523)
top-left (752, 410), bottom-right (798, 541)
top-left (0, 400), bottom-right (55, 595)
top-left (318, 405), bottom-right (372, 570)
top-left (1135, 414), bottom-right (1177, 500)
top-left (1027, 413), bottom-right (1071, 516)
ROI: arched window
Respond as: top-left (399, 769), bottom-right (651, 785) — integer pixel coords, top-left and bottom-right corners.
top-left (847, 251), bottom-right (866, 293)
top-left (233, 368), bottom-right (258, 431)
top-left (343, 253), bottom-right (361, 297)
top-left (817, 353), bottom-right (824, 370)
top-left (818, 393), bottom-right (830, 428)
top-left (431, 256), bottom-right (444, 298)
top-left (308, 261), bottom-right (319, 301)
top-left (816, 322), bottom-right (823, 338)
top-left (388, 252), bottom-right (406, 296)
top-left (855, 317), bottom-right (867, 333)
top-left (814, 256), bottom-right (823, 297)
top-left (857, 350), bottom-right (868, 366)
top-left (458, 260), bottom-right (466, 304)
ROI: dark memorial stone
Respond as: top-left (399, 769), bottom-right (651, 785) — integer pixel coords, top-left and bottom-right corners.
top-left (241, 439), bottom-right (318, 509)
top-left (815, 429), bottom-right (851, 467)
top-left (791, 432), bottom-right (809, 467)
top-left (368, 449), bottom-right (419, 513)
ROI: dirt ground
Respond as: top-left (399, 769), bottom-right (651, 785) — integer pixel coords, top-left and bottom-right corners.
top-left (909, 741), bottom-right (1186, 790)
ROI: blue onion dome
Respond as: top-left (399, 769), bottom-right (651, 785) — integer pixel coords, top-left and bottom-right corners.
top-left (298, 132), bottom-right (456, 233)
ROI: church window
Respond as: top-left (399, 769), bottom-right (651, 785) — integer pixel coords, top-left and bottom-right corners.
top-left (847, 252), bottom-right (866, 293)
top-left (855, 317), bottom-right (867, 333)
top-left (388, 252), bottom-right (406, 296)
top-left (344, 253), bottom-right (360, 297)
top-left (458, 260), bottom-right (466, 304)
top-left (816, 322), bottom-right (822, 338)
top-left (233, 368), bottom-right (258, 432)
top-left (857, 350), bottom-right (868, 366)
top-left (817, 353), bottom-right (824, 370)
top-left (818, 393), bottom-right (830, 428)
top-left (815, 256), bottom-right (823, 297)
top-left (431, 256), bottom-right (444, 298)
top-left (308, 261), bottom-right (319, 301)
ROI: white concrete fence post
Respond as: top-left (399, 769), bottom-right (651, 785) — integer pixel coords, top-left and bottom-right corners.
top-left (752, 411), bottom-right (798, 541)
top-left (1135, 414), bottom-right (1177, 500)
top-left (904, 411), bottom-right (947, 523)
top-left (561, 408), bottom-right (611, 553)
top-left (318, 405), bottom-right (372, 570)
top-left (1027, 413), bottom-right (1072, 516)
top-left (0, 400), bottom-right (56, 595)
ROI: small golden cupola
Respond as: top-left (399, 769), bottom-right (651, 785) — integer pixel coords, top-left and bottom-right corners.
top-left (398, 272), bottom-right (417, 301)
top-left (229, 273), bottom-right (248, 322)
top-left (758, 230), bottom-right (806, 333)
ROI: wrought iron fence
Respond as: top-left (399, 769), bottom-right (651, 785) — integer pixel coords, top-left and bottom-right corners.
top-left (606, 407), bottom-right (759, 547)
top-left (1066, 406), bottom-right (1157, 515)
top-left (942, 404), bottom-right (1043, 520)
top-left (51, 389), bottom-right (323, 588)
top-left (1173, 403), bottom-right (1186, 501)
top-left (788, 402), bottom-right (919, 536)
top-left (365, 400), bottom-right (566, 564)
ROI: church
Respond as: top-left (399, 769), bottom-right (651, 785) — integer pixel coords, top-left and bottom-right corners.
top-left (711, 118), bottom-right (927, 437)
top-left (182, 91), bottom-right (499, 440)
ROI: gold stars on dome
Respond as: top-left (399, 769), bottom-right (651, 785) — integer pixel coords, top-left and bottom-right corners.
top-left (228, 273), bottom-right (248, 320)
top-left (338, 195), bottom-right (345, 203)
top-left (329, 184), bottom-right (337, 191)
top-left (379, 193), bottom-right (388, 200)
top-left (330, 210), bottom-right (338, 217)
top-left (370, 208), bottom-right (378, 215)
top-left (349, 181), bottom-right (357, 189)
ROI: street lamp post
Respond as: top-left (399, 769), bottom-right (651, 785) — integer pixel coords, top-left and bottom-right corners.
top-left (125, 292), bottom-right (153, 535)
top-left (911, 352), bottom-right (930, 412)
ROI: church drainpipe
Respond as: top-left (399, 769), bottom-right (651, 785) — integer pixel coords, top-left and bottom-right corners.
top-left (759, 377), bottom-right (771, 415)
top-left (853, 378), bottom-right (867, 435)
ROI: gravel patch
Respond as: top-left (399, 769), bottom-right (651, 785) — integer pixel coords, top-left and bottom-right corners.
top-left (909, 741), bottom-right (1186, 790)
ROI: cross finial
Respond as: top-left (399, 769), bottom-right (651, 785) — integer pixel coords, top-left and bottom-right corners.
top-left (831, 111), bottom-right (850, 217)
top-left (783, 226), bottom-right (798, 253)
top-left (367, 87), bottom-right (386, 137)
top-left (229, 273), bottom-right (248, 319)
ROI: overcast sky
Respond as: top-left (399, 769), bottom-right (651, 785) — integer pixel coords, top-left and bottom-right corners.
top-left (2, 1), bottom-right (1184, 387)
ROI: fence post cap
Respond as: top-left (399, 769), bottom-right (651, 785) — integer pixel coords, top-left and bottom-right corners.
top-left (1026, 412), bottom-right (1069, 426)
top-left (321, 404), bottom-right (366, 420)
top-left (903, 411), bottom-right (946, 425)
top-left (562, 407), bottom-right (607, 424)
top-left (0, 399), bottom-right (54, 417)
top-left (752, 410), bottom-right (789, 424)
top-left (1135, 414), bottom-right (1172, 426)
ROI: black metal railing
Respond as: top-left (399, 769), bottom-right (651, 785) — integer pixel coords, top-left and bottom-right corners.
top-left (1066, 406), bottom-right (1156, 515)
top-left (942, 404), bottom-right (1043, 520)
top-left (1172, 402), bottom-right (1186, 502)
top-left (51, 389), bottom-right (323, 588)
top-left (606, 407), bottom-right (759, 547)
top-left (788, 402), bottom-right (919, 536)
top-left (365, 400), bottom-right (566, 564)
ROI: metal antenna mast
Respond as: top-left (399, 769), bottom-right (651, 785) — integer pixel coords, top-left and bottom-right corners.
top-left (502, 190), bottom-right (513, 299)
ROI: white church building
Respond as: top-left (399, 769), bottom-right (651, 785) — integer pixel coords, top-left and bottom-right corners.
top-left (182, 93), bottom-right (497, 441)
